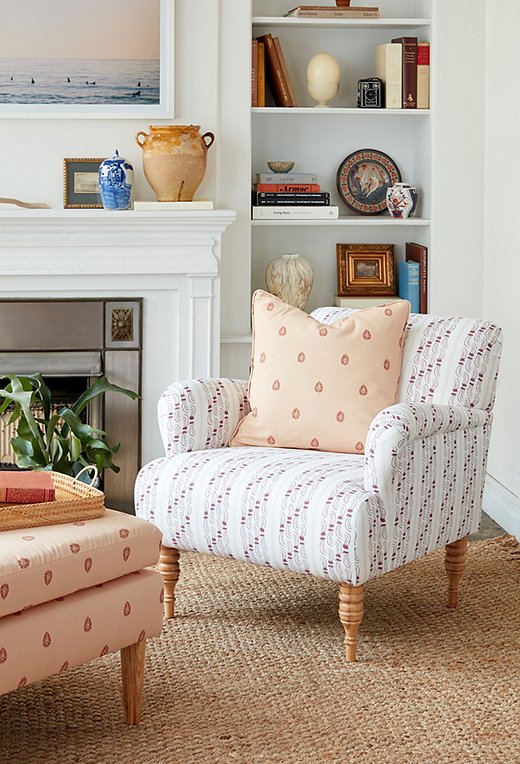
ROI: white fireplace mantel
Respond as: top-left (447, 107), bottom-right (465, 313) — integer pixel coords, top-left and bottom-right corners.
top-left (0, 208), bottom-right (236, 464)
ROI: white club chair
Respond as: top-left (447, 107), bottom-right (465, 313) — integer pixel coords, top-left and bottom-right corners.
top-left (135, 309), bottom-right (502, 661)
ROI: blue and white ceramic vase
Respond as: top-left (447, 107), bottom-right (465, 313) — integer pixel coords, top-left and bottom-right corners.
top-left (386, 183), bottom-right (418, 218)
top-left (98, 150), bottom-right (134, 210)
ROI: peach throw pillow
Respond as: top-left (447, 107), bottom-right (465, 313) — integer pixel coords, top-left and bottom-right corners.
top-left (230, 290), bottom-right (410, 454)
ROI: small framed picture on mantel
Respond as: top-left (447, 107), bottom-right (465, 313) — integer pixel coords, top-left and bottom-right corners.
top-left (63, 158), bottom-right (103, 209)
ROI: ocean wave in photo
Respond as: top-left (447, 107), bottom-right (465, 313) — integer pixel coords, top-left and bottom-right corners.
top-left (0, 58), bottom-right (160, 105)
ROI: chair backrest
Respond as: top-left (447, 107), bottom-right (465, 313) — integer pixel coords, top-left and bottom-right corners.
top-left (311, 307), bottom-right (503, 412)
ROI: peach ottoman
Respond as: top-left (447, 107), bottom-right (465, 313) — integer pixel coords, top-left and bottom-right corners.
top-left (0, 509), bottom-right (163, 724)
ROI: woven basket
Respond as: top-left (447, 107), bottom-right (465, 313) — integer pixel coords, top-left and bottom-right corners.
top-left (0, 471), bottom-right (105, 531)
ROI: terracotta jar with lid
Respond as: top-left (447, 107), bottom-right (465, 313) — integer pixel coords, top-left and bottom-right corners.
top-left (135, 125), bottom-right (215, 202)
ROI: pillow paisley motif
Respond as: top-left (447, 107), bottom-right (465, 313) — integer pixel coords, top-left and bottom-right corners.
top-left (230, 290), bottom-right (410, 454)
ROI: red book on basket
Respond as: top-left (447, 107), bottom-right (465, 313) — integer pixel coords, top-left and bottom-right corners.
top-left (0, 472), bottom-right (56, 504)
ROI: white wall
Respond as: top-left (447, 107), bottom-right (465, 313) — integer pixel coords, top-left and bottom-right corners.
top-left (0, 0), bottom-right (250, 370)
top-left (483, 0), bottom-right (520, 533)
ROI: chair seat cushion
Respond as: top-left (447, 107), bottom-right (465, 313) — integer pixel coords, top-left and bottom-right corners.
top-left (135, 447), bottom-right (381, 586)
top-left (0, 510), bottom-right (162, 618)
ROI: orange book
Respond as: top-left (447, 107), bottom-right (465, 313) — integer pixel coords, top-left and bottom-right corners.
top-left (257, 42), bottom-right (266, 107)
top-left (255, 183), bottom-right (321, 192)
top-left (251, 39), bottom-right (258, 107)
top-left (0, 471), bottom-right (56, 504)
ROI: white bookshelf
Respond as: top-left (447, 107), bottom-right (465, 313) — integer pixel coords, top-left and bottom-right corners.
top-left (252, 106), bottom-right (430, 115)
top-left (252, 17), bottom-right (432, 29)
top-left (249, 0), bottom-right (433, 312)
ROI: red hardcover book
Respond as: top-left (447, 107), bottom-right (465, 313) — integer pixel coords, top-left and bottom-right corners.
top-left (256, 34), bottom-right (292, 108)
top-left (255, 183), bottom-right (321, 192)
top-left (0, 471), bottom-right (56, 505)
top-left (391, 36), bottom-right (418, 108)
top-left (405, 242), bottom-right (428, 313)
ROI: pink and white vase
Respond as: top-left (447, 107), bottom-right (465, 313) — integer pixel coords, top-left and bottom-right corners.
top-left (265, 253), bottom-right (314, 311)
top-left (386, 183), bottom-right (418, 218)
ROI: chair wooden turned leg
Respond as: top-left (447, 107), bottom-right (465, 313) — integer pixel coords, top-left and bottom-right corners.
top-left (158, 545), bottom-right (180, 619)
top-left (445, 537), bottom-right (468, 609)
top-left (338, 583), bottom-right (364, 663)
top-left (121, 639), bottom-right (146, 725)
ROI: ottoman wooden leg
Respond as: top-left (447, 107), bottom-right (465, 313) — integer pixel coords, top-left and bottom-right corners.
top-left (121, 639), bottom-right (146, 725)
top-left (338, 583), bottom-right (364, 663)
top-left (159, 545), bottom-right (180, 619)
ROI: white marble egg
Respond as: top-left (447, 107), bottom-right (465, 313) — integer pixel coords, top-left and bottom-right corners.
top-left (306, 53), bottom-right (340, 84)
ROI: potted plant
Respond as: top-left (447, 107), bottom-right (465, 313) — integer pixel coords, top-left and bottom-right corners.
top-left (0, 373), bottom-right (138, 479)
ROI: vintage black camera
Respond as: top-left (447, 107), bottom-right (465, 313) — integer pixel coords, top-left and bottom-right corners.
top-left (357, 77), bottom-right (383, 108)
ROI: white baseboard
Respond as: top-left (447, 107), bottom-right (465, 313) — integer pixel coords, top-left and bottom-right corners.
top-left (483, 474), bottom-right (520, 539)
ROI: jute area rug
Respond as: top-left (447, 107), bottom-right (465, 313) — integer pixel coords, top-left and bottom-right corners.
top-left (1, 536), bottom-right (519, 764)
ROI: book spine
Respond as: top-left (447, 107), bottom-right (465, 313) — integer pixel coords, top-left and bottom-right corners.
top-left (252, 206), bottom-right (339, 220)
top-left (253, 192), bottom-right (330, 206)
top-left (405, 242), bottom-right (428, 313)
top-left (251, 40), bottom-right (258, 108)
top-left (376, 43), bottom-right (402, 109)
top-left (287, 9), bottom-right (380, 17)
top-left (254, 199), bottom-right (330, 206)
top-left (392, 37), bottom-right (418, 108)
top-left (256, 173), bottom-right (319, 183)
top-left (0, 486), bottom-right (56, 504)
top-left (417, 42), bottom-right (430, 109)
top-left (257, 42), bottom-right (266, 107)
top-left (257, 34), bottom-right (291, 108)
top-left (273, 37), bottom-right (297, 107)
top-left (398, 261), bottom-right (420, 312)
top-left (254, 184), bottom-right (321, 192)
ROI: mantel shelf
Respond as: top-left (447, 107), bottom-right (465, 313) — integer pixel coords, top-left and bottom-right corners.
top-left (0, 208), bottom-right (236, 240)
top-left (252, 16), bottom-right (431, 29)
top-left (252, 107), bottom-right (430, 115)
top-left (251, 216), bottom-right (430, 227)
top-left (0, 208), bottom-right (237, 253)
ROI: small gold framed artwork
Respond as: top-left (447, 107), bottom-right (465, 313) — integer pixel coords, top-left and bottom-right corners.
top-left (63, 158), bottom-right (103, 209)
top-left (336, 243), bottom-right (396, 296)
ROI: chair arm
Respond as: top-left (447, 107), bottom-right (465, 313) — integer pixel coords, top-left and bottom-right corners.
top-left (157, 378), bottom-right (249, 456)
top-left (364, 403), bottom-right (492, 495)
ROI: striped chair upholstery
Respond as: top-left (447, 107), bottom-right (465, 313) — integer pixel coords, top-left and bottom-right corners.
top-left (135, 310), bottom-right (502, 661)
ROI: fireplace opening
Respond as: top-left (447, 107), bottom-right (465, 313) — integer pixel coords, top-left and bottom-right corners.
top-left (0, 299), bottom-right (142, 513)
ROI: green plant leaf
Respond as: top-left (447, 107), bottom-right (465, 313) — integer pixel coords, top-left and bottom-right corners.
top-left (11, 436), bottom-right (34, 457)
top-left (70, 434), bottom-right (82, 462)
top-left (0, 387), bottom-right (47, 457)
top-left (70, 376), bottom-right (138, 417)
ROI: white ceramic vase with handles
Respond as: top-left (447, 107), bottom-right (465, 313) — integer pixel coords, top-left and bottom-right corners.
top-left (265, 253), bottom-right (314, 310)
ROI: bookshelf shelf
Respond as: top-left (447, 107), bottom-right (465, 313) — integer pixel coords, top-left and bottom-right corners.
top-left (252, 107), bottom-right (430, 115)
top-left (251, 217), bottom-right (431, 227)
top-left (252, 17), bottom-right (432, 30)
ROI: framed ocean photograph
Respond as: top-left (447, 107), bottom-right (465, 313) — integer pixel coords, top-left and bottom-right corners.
top-left (0, 0), bottom-right (173, 118)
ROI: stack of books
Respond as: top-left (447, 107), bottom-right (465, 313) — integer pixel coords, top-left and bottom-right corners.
top-left (252, 34), bottom-right (296, 107)
top-left (376, 38), bottom-right (430, 109)
top-left (285, 5), bottom-right (380, 18)
top-left (252, 171), bottom-right (339, 220)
